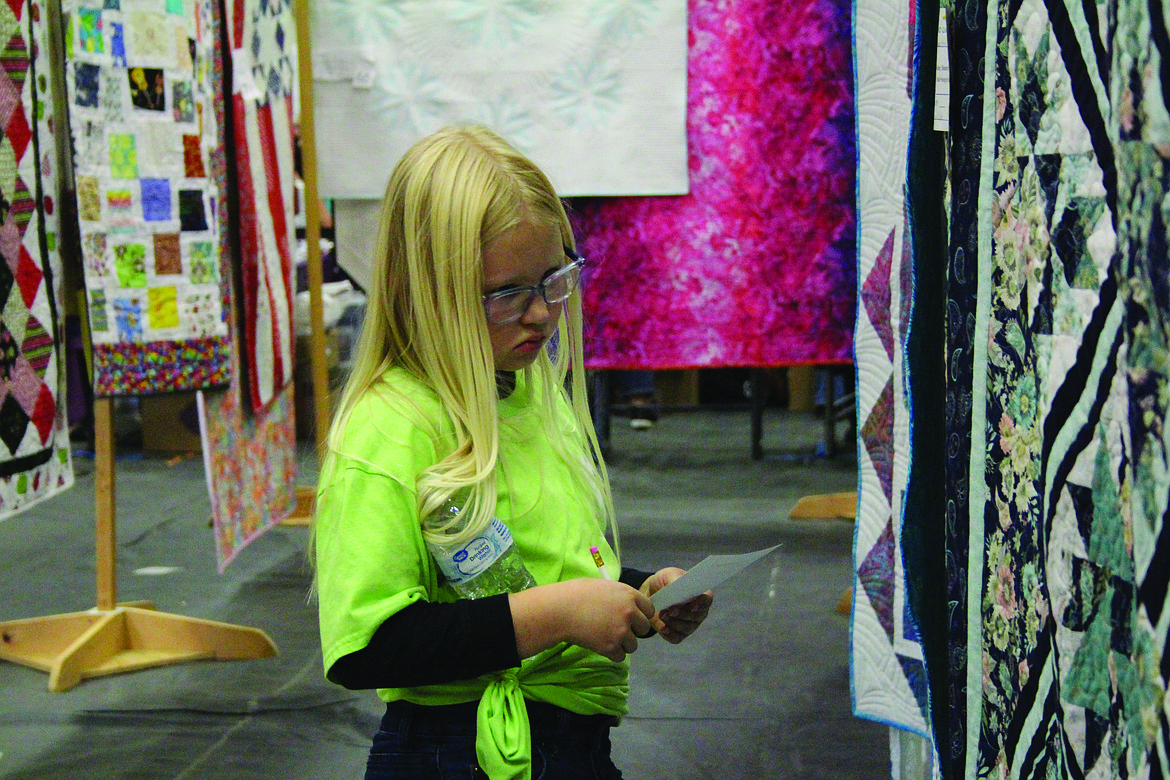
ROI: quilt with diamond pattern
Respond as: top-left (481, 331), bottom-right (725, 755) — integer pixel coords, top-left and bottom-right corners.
top-left (851, 0), bottom-right (931, 741)
top-left (0, 0), bottom-right (74, 520)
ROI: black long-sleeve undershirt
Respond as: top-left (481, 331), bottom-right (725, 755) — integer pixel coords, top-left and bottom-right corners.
top-left (328, 567), bottom-right (654, 690)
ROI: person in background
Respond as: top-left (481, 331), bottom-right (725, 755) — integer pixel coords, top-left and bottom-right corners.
top-left (311, 125), bottom-right (712, 780)
top-left (614, 369), bottom-right (658, 429)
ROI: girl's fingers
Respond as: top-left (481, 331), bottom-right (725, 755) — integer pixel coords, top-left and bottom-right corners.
top-left (656, 591), bottom-right (713, 643)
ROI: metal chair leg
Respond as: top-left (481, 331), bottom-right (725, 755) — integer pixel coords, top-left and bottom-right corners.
top-left (750, 368), bottom-right (765, 460)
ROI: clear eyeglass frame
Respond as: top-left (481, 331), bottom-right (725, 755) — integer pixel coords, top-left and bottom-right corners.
top-left (481, 249), bottom-right (586, 325)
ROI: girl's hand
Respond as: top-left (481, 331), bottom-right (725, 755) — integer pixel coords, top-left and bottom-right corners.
top-left (639, 567), bottom-right (714, 644)
top-left (509, 579), bottom-right (655, 663)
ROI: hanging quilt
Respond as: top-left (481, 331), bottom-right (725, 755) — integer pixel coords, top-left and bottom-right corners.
top-left (942, 0), bottom-right (1170, 774)
top-left (223, 0), bottom-right (295, 412)
top-left (569, 0), bottom-right (855, 369)
top-left (1114, 0), bottom-right (1170, 772)
top-left (932, 0), bottom-right (988, 768)
top-left (899, 0), bottom-right (952, 769)
top-left (197, 382), bottom-right (295, 572)
top-left (851, 0), bottom-right (930, 740)
top-left (309, 0), bottom-right (688, 198)
top-left (63, 0), bottom-right (231, 396)
top-left (196, 0), bottom-right (295, 572)
top-left (0, 0), bottom-right (74, 519)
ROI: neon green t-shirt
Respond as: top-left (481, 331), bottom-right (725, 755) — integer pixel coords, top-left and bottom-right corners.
top-left (315, 367), bottom-right (626, 779)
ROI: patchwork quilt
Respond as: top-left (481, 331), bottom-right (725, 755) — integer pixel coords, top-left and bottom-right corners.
top-left (64, 0), bottom-right (232, 396)
top-left (197, 381), bottom-right (295, 572)
top-left (851, 0), bottom-right (931, 740)
top-left (938, 0), bottom-right (1170, 775)
top-left (223, 0), bottom-right (295, 412)
top-left (570, 0), bottom-right (856, 369)
top-left (0, 0), bottom-right (74, 519)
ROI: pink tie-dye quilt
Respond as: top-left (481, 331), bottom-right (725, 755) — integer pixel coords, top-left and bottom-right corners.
top-left (570, 0), bottom-right (856, 369)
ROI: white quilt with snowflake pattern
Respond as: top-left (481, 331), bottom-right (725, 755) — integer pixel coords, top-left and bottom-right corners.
top-left (309, 0), bottom-right (688, 198)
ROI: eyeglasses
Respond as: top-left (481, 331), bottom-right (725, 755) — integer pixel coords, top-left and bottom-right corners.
top-left (481, 249), bottom-right (585, 325)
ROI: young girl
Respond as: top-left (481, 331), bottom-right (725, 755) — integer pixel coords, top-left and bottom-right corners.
top-left (313, 125), bottom-right (712, 780)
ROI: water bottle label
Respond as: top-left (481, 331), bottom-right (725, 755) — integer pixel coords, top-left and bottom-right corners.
top-left (430, 518), bottom-right (514, 586)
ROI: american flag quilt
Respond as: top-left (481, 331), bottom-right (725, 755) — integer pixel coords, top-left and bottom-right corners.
top-left (569, 0), bottom-right (856, 369)
top-left (223, 0), bottom-right (294, 412)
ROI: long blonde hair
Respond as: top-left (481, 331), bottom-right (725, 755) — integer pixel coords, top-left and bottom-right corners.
top-left (318, 125), bottom-right (614, 550)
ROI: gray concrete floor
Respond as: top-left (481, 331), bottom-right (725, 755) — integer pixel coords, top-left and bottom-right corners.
top-left (0, 407), bottom-right (888, 779)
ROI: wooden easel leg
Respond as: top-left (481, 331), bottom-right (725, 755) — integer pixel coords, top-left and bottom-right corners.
top-left (50, 610), bottom-right (135, 692)
top-left (836, 588), bottom-right (853, 615)
top-left (1, 397), bottom-right (280, 693)
top-left (119, 606), bottom-right (277, 661)
top-left (788, 491), bottom-right (858, 520)
top-left (0, 610), bottom-right (108, 673)
top-left (0, 606), bottom-right (278, 693)
top-left (280, 485), bottom-right (316, 526)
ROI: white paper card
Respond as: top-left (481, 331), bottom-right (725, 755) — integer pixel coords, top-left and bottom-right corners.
top-left (650, 545), bottom-right (781, 610)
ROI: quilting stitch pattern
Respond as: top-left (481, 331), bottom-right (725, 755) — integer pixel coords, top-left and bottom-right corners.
top-left (310, 0), bottom-right (688, 198)
top-left (850, 0), bottom-right (933, 743)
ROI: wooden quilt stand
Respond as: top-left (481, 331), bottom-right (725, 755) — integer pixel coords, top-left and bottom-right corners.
top-left (0, 400), bottom-right (278, 693)
top-left (0, 3), bottom-right (348, 693)
top-left (281, 2), bottom-right (327, 528)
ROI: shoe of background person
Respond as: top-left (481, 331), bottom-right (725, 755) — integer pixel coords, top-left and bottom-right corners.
top-left (627, 395), bottom-right (658, 430)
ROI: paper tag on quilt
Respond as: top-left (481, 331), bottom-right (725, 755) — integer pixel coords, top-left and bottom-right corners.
top-left (232, 48), bottom-right (264, 100)
top-left (933, 8), bottom-right (950, 131)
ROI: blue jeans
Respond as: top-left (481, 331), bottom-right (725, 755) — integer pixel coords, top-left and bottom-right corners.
top-left (365, 699), bottom-right (624, 779)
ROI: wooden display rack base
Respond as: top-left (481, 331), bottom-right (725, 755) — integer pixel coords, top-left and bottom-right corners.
top-left (0, 399), bottom-right (279, 693)
top-left (0, 602), bottom-right (277, 693)
top-left (280, 485), bottom-right (317, 527)
top-left (789, 491), bottom-right (858, 617)
top-left (789, 491), bottom-right (857, 520)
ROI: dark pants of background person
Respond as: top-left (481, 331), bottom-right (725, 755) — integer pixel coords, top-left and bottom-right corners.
top-left (614, 370), bottom-right (655, 400)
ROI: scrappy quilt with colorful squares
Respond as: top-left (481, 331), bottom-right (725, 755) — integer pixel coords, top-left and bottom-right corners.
top-left (64, 0), bottom-right (230, 396)
top-left (0, 0), bottom-right (74, 520)
top-left (198, 381), bottom-right (295, 572)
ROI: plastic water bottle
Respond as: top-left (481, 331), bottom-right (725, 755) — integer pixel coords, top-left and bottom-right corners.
top-left (423, 498), bottom-right (537, 599)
